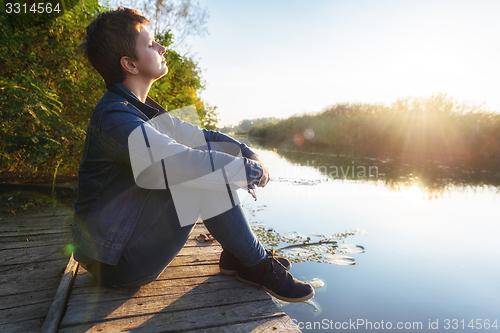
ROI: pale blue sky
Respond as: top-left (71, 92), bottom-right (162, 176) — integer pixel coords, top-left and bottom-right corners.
top-left (186, 0), bottom-right (500, 126)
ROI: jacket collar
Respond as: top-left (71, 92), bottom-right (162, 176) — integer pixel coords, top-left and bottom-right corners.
top-left (106, 83), bottom-right (166, 119)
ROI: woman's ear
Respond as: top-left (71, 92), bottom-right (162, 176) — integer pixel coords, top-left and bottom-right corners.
top-left (120, 56), bottom-right (138, 75)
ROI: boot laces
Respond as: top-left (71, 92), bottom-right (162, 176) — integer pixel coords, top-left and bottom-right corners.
top-left (258, 254), bottom-right (288, 290)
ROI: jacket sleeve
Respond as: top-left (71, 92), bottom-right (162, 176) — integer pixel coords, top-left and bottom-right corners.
top-left (202, 129), bottom-right (257, 158)
top-left (100, 105), bottom-right (263, 190)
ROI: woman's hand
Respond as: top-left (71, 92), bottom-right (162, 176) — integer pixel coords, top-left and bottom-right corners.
top-left (250, 154), bottom-right (270, 187)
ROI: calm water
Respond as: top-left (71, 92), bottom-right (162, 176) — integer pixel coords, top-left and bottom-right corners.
top-left (237, 141), bottom-right (500, 332)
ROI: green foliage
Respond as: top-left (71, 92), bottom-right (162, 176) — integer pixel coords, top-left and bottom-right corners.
top-left (0, 0), bottom-right (103, 176)
top-left (249, 94), bottom-right (500, 160)
top-left (199, 103), bottom-right (219, 131)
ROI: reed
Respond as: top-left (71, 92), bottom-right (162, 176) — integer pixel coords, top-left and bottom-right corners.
top-left (249, 94), bottom-right (500, 160)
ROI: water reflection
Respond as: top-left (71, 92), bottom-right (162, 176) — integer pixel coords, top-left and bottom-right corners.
top-left (245, 137), bottom-right (500, 197)
top-left (235, 135), bottom-right (500, 332)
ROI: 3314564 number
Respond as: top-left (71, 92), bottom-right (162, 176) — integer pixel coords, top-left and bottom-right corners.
top-left (5, 3), bottom-right (61, 14)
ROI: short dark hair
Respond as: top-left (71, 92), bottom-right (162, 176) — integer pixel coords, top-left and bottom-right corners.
top-left (79, 7), bottom-right (149, 84)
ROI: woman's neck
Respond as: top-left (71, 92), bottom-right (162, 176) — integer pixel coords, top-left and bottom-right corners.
top-left (121, 78), bottom-right (152, 103)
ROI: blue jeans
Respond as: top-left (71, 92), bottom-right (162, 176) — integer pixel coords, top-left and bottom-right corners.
top-left (81, 189), bottom-right (266, 288)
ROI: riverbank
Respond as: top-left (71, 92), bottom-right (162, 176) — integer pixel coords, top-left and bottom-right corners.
top-left (249, 95), bottom-right (500, 161)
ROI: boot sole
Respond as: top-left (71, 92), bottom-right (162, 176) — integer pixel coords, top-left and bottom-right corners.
top-left (219, 267), bottom-right (237, 276)
top-left (236, 275), bottom-right (315, 303)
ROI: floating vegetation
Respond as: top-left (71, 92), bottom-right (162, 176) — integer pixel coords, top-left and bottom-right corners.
top-left (309, 277), bottom-right (325, 289)
top-left (324, 254), bottom-right (356, 266)
top-left (251, 222), bottom-right (366, 265)
top-left (274, 177), bottom-right (328, 186)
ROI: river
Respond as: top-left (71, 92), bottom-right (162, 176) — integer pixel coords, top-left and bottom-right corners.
top-left (237, 139), bottom-right (500, 332)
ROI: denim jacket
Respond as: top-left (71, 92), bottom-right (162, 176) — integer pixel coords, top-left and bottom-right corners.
top-left (73, 83), bottom-right (262, 265)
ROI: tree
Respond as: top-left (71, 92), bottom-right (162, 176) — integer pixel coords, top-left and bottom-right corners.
top-left (108, 0), bottom-right (209, 51)
top-left (0, 0), bottom-right (103, 177)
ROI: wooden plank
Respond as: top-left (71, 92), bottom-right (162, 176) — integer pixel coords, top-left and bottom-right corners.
top-left (0, 216), bottom-right (72, 228)
top-left (0, 257), bottom-right (70, 274)
top-left (0, 207), bottom-right (74, 333)
top-left (1, 245), bottom-right (70, 266)
top-left (67, 275), bottom-right (251, 306)
top-left (173, 244), bottom-right (222, 257)
top-left (0, 277), bottom-right (65, 297)
top-left (0, 258), bottom-right (68, 286)
top-left (0, 300), bottom-right (53, 324)
top-left (0, 229), bottom-right (70, 238)
top-left (0, 239), bottom-right (69, 251)
top-left (65, 262), bottom-right (222, 290)
top-left (0, 288), bottom-right (60, 310)
top-left (0, 224), bottom-right (70, 235)
top-left (168, 252), bottom-right (220, 267)
top-left (59, 299), bottom-right (285, 333)
top-left (0, 233), bottom-right (72, 245)
top-left (0, 211), bottom-right (72, 222)
top-left (0, 317), bottom-right (46, 333)
top-left (62, 277), bottom-right (272, 327)
top-left (71, 273), bottom-right (229, 298)
top-left (41, 255), bottom-right (79, 333)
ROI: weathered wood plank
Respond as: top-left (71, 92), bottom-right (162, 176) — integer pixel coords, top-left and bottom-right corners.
top-left (59, 299), bottom-right (285, 333)
top-left (0, 207), bottom-right (74, 333)
top-left (0, 300), bottom-right (53, 324)
top-left (1, 246), bottom-right (70, 266)
top-left (0, 258), bottom-right (68, 287)
top-left (68, 275), bottom-right (251, 305)
top-left (62, 278), bottom-right (271, 327)
top-left (0, 216), bottom-right (72, 229)
top-left (168, 252), bottom-right (220, 267)
top-left (67, 262), bottom-right (222, 291)
top-left (0, 225), bottom-right (71, 236)
top-left (0, 229), bottom-right (70, 238)
top-left (0, 239), bottom-right (69, 251)
top-left (0, 317), bottom-right (45, 333)
top-left (0, 210), bottom-right (72, 221)
top-left (0, 277), bottom-right (64, 299)
top-left (0, 232), bottom-right (72, 245)
top-left (172, 244), bottom-right (222, 257)
top-left (0, 288), bottom-right (60, 310)
top-left (70, 273), bottom-right (229, 298)
top-left (41, 255), bottom-right (79, 333)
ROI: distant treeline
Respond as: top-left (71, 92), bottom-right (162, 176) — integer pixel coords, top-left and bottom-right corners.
top-left (249, 94), bottom-right (500, 160)
top-left (219, 117), bottom-right (280, 133)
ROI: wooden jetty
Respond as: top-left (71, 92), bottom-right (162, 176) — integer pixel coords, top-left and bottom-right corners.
top-left (0, 206), bottom-right (300, 332)
top-left (0, 206), bottom-right (74, 332)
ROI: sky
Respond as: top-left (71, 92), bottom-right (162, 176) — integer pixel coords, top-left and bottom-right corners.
top-left (184, 0), bottom-right (500, 126)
